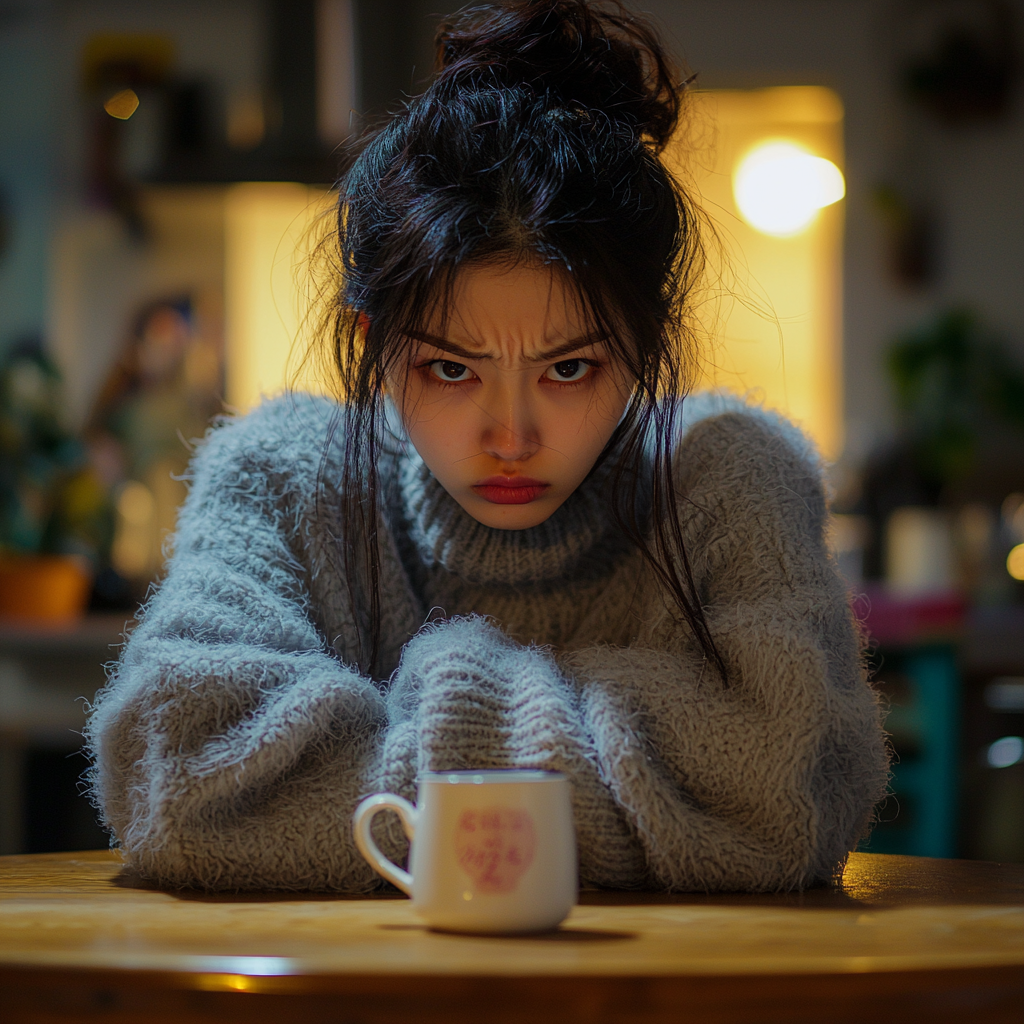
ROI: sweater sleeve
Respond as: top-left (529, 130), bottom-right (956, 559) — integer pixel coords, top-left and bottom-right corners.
top-left (561, 410), bottom-right (890, 891)
top-left (85, 399), bottom-right (397, 891)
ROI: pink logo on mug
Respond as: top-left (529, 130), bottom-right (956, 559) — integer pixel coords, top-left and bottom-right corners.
top-left (455, 807), bottom-right (536, 893)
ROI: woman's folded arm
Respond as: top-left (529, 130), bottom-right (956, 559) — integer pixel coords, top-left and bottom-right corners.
top-left (558, 407), bottom-right (888, 891)
top-left (85, 401), bottom-right (399, 891)
top-left (88, 633), bottom-right (388, 890)
top-left (562, 620), bottom-right (884, 892)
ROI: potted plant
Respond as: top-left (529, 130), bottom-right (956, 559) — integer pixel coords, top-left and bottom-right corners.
top-left (855, 309), bottom-right (1024, 596)
top-left (0, 341), bottom-right (110, 623)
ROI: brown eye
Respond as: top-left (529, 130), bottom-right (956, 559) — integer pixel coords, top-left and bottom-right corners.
top-left (431, 360), bottom-right (471, 382)
top-left (545, 359), bottom-right (591, 382)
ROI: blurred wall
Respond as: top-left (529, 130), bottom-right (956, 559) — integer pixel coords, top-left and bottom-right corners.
top-left (3, 0), bottom-right (1020, 461)
top-left (353, 0), bottom-right (442, 119)
top-left (641, 0), bottom-right (1024, 464)
top-left (46, 0), bottom-right (264, 424)
top-left (50, 0), bottom-right (265, 186)
top-left (0, 0), bottom-right (267, 362)
top-left (0, 0), bottom-right (56, 354)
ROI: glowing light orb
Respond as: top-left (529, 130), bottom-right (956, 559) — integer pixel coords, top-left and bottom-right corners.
top-left (987, 735), bottom-right (1024, 769)
top-left (733, 141), bottom-right (845, 237)
top-left (104, 88), bottom-right (140, 120)
top-left (1008, 542), bottom-right (1024, 581)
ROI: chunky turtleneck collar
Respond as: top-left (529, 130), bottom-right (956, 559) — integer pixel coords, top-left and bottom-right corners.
top-left (393, 443), bottom-right (637, 588)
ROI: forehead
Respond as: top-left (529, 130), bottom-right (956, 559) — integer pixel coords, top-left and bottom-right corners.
top-left (432, 262), bottom-right (589, 340)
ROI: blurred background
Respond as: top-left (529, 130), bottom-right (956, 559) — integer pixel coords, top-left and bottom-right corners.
top-left (0, 0), bottom-right (1022, 862)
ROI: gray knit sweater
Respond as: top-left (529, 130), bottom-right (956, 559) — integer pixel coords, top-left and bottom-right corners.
top-left (86, 391), bottom-right (888, 892)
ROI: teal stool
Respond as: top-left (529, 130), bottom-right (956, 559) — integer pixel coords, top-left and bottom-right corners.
top-left (858, 643), bottom-right (960, 858)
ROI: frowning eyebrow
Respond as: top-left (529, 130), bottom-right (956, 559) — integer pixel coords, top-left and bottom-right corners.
top-left (406, 331), bottom-right (606, 363)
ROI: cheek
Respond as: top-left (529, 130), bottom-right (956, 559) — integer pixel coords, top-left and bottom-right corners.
top-left (554, 381), bottom-right (629, 447)
top-left (404, 407), bottom-right (444, 460)
top-left (400, 386), bottom-right (471, 476)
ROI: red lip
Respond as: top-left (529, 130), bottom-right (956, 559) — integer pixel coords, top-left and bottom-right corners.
top-left (472, 476), bottom-right (550, 505)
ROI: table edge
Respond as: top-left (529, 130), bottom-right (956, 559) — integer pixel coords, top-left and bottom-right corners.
top-left (1, 954), bottom-right (1022, 984)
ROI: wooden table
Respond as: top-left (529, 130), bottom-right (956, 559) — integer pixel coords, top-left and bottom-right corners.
top-left (1, 851), bottom-right (1022, 1023)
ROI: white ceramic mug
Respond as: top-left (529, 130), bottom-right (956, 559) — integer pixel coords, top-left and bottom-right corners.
top-left (353, 770), bottom-right (577, 933)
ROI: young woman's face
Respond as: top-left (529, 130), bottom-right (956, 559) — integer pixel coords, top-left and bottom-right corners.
top-left (394, 262), bottom-right (633, 530)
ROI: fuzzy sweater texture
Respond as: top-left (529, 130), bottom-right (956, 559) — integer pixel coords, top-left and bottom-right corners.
top-left (86, 392), bottom-right (888, 892)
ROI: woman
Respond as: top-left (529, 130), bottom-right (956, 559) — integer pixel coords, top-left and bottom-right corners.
top-left (86, 0), bottom-right (888, 892)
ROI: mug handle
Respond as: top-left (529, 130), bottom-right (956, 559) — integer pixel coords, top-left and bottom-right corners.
top-left (353, 793), bottom-right (418, 896)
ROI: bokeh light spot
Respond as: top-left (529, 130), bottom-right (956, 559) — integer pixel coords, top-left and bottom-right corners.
top-left (733, 141), bottom-right (845, 237)
top-left (1007, 543), bottom-right (1024, 581)
top-left (987, 736), bottom-right (1024, 769)
top-left (104, 88), bottom-right (140, 120)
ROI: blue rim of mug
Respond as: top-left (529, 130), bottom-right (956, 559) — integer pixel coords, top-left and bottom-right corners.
top-left (418, 770), bottom-right (566, 784)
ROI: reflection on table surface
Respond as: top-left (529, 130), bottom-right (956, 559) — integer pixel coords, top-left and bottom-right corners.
top-left (1, 850), bottom-right (1022, 970)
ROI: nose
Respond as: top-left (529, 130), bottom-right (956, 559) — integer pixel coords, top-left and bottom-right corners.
top-left (480, 385), bottom-right (539, 464)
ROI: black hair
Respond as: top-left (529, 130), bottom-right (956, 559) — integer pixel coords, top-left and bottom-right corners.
top-left (319, 0), bottom-right (726, 681)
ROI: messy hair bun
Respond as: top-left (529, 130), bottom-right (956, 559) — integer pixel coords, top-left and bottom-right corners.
top-left (435, 0), bottom-right (682, 150)
top-left (327, 0), bottom-right (724, 681)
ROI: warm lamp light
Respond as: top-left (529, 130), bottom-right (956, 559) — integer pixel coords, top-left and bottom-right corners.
top-left (733, 141), bottom-right (845, 237)
top-left (224, 183), bottom-right (333, 413)
top-left (665, 87), bottom-right (845, 458)
top-left (104, 88), bottom-right (140, 120)
top-left (1008, 543), bottom-right (1024, 581)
